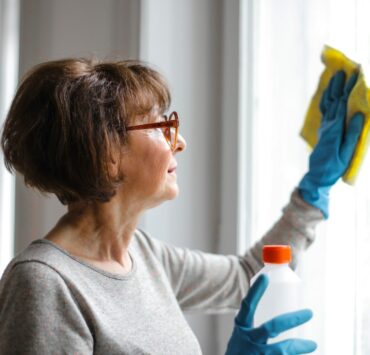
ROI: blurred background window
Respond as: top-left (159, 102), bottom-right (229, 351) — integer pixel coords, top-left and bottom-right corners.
top-left (242, 0), bottom-right (370, 354)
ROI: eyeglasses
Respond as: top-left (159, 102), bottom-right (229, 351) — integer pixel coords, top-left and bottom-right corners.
top-left (126, 111), bottom-right (179, 151)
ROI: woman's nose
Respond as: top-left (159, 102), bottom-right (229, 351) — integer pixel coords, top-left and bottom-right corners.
top-left (175, 133), bottom-right (187, 153)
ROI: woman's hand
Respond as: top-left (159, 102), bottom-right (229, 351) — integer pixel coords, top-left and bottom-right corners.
top-left (225, 275), bottom-right (317, 355)
top-left (298, 70), bottom-right (364, 218)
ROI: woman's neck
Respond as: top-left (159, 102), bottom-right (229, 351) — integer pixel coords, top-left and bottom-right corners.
top-left (44, 196), bottom-right (142, 272)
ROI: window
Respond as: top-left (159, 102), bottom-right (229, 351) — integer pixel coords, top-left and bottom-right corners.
top-left (244, 0), bottom-right (370, 353)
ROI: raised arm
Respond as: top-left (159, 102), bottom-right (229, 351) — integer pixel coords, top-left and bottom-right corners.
top-left (140, 71), bottom-right (363, 314)
top-left (136, 193), bottom-right (321, 314)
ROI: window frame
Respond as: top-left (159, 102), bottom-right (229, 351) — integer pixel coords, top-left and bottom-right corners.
top-left (0, 0), bottom-right (19, 276)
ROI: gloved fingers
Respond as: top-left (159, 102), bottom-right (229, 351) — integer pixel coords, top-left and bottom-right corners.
top-left (319, 73), bottom-right (341, 116)
top-left (319, 88), bottom-right (328, 114)
top-left (235, 274), bottom-right (269, 328)
top-left (317, 94), bottom-right (347, 145)
top-left (249, 309), bottom-right (313, 343)
top-left (326, 97), bottom-right (341, 122)
top-left (343, 72), bottom-right (359, 98)
top-left (321, 71), bottom-right (345, 122)
top-left (339, 112), bottom-right (364, 164)
top-left (327, 72), bottom-right (357, 123)
top-left (329, 73), bottom-right (358, 131)
top-left (329, 70), bottom-right (346, 100)
top-left (271, 339), bottom-right (318, 354)
top-left (327, 97), bottom-right (347, 136)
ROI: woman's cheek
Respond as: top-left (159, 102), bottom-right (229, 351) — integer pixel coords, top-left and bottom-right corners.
top-left (144, 129), bottom-right (166, 142)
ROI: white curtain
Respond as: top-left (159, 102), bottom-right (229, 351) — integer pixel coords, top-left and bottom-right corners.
top-left (245, 0), bottom-right (370, 354)
top-left (0, 0), bottom-right (19, 275)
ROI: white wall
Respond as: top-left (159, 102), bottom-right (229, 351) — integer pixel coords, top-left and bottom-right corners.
top-left (15, 0), bottom-right (140, 250)
top-left (138, 1), bottom-right (226, 353)
top-left (14, 0), bottom-right (234, 353)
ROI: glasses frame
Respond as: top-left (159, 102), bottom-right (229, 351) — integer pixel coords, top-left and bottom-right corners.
top-left (126, 111), bottom-right (179, 151)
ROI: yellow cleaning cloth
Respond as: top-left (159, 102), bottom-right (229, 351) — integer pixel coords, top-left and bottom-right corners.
top-left (300, 45), bottom-right (370, 184)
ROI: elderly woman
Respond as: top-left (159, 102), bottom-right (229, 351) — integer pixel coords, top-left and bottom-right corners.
top-left (0, 59), bottom-right (362, 354)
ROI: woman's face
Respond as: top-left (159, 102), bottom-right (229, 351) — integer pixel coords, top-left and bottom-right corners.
top-left (119, 109), bottom-right (186, 210)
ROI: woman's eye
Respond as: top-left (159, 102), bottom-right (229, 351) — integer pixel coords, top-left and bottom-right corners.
top-left (147, 128), bottom-right (162, 137)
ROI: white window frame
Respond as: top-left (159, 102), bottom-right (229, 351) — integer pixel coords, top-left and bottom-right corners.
top-left (216, 0), bottom-right (255, 352)
top-left (0, 0), bottom-right (19, 276)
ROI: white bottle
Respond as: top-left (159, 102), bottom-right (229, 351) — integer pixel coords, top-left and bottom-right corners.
top-left (251, 245), bottom-right (303, 343)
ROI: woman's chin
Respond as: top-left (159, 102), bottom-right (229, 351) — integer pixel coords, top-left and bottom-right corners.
top-left (166, 185), bottom-right (179, 200)
top-left (147, 186), bottom-right (179, 209)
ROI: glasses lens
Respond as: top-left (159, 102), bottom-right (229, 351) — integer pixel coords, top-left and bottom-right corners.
top-left (161, 112), bottom-right (178, 150)
top-left (160, 114), bottom-right (170, 147)
top-left (163, 126), bottom-right (172, 145)
top-left (169, 113), bottom-right (178, 149)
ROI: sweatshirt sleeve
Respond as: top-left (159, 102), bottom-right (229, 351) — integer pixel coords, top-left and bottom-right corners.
top-left (140, 189), bottom-right (323, 314)
top-left (0, 261), bottom-right (94, 354)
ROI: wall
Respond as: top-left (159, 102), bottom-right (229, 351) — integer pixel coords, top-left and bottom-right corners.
top-left (16, 0), bottom-right (141, 251)
top-left (138, 1), bottom-right (226, 353)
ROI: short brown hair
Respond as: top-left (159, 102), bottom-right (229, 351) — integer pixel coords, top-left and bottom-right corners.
top-left (1, 58), bottom-right (171, 204)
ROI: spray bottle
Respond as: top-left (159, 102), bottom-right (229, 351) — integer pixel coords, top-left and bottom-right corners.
top-left (251, 245), bottom-right (304, 342)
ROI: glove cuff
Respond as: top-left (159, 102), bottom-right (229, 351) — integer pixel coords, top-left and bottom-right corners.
top-left (298, 176), bottom-right (330, 219)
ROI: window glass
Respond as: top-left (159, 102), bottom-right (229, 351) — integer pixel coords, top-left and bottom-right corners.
top-left (246, 0), bottom-right (370, 353)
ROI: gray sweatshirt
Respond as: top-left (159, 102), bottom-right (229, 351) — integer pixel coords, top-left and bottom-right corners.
top-left (0, 191), bottom-right (323, 354)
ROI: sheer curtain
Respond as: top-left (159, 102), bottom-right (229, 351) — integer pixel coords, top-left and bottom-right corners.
top-left (243, 0), bottom-right (370, 353)
top-left (0, 0), bottom-right (19, 275)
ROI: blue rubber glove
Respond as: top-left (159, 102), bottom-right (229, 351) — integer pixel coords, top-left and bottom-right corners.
top-left (225, 274), bottom-right (317, 355)
top-left (298, 70), bottom-right (364, 218)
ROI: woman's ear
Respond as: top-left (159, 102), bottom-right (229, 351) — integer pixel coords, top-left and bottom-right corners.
top-left (107, 145), bottom-right (121, 179)
top-left (107, 159), bottom-right (119, 179)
